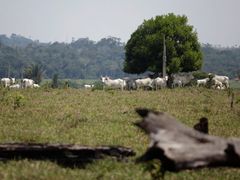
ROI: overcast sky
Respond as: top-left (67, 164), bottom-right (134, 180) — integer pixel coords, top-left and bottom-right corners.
top-left (0, 0), bottom-right (239, 46)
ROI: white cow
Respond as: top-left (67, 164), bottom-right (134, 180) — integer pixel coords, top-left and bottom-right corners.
top-left (152, 77), bottom-right (167, 90)
top-left (135, 77), bottom-right (153, 90)
top-left (172, 79), bottom-right (182, 88)
top-left (211, 79), bottom-right (224, 90)
top-left (1, 78), bottom-right (15, 87)
top-left (84, 84), bottom-right (94, 89)
top-left (9, 84), bottom-right (20, 89)
top-left (197, 78), bottom-right (209, 87)
top-left (101, 76), bottom-right (125, 91)
top-left (209, 73), bottom-right (229, 88)
top-left (21, 78), bottom-right (34, 88)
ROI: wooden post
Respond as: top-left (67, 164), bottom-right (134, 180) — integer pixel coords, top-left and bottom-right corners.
top-left (162, 35), bottom-right (166, 78)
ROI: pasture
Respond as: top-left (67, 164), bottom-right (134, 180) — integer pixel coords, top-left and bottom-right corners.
top-left (0, 87), bottom-right (240, 179)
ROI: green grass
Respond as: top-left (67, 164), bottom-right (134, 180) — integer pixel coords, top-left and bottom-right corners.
top-left (230, 80), bottom-right (240, 89)
top-left (41, 79), bottom-right (98, 89)
top-left (0, 87), bottom-right (240, 179)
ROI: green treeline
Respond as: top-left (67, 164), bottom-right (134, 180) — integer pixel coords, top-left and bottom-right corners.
top-left (0, 34), bottom-right (126, 79)
top-left (202, 44), bottom-right (240, 78)
top-left (0, 34), bottom-right (239, 79)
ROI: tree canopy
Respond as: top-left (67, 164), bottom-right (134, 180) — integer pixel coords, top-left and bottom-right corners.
top-left (124, 13), bottom-right (203, 74)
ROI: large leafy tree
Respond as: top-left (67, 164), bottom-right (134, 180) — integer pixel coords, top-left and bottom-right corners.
top-left (124, 13), bottom-right (203, 74)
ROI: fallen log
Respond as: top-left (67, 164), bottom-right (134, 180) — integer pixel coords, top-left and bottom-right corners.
top-left (0, 143), bottom-right (135, 167)
top-left (135, 108), bottom-right (240, 172)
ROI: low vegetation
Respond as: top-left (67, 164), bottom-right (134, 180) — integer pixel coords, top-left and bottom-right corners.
top-left (0, 87), bottom-right (240, 179)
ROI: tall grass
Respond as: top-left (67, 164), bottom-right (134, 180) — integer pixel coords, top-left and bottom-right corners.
top-left (0, 87), bottom-right (239, 179)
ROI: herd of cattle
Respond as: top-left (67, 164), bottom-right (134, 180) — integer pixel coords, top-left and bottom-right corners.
top-left (0, 78), bottom-right (40, 89)
top-left (97, 72), bottom-right (230, 90)
top-left (1, 72), bottom-right (230, 91)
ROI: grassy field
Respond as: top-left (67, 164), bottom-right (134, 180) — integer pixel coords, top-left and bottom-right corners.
top-left (0, 87), bottom-right (240, 179)
top-left (230, 80), bottom-right (240, 89)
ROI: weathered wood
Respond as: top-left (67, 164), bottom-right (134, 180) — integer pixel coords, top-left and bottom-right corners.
top-left (0, 143), bottom-right (135, 167)
top-left (193, 117), bottom-right (208, 134)
top-left (135, 108), bottom-right (240, 172)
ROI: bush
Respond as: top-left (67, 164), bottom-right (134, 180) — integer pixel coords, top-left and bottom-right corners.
top-left (92, 81), bottom-right (104, 91)
top-left (0, 90), bottom-right (25, 109)
top-left (51, 74), bottom-right (59, 88)
top-left (192, 71), bottom-right (208, 79)
top-left (13, 93), bottom-right (25, 109)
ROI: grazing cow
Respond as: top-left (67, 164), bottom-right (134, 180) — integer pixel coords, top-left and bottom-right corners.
top-left (101, 76), bottom-right (125, 91)
top-left (1, 78), bottom-right (15, 87)
top-left (209, 73), bottom-right (229, 89)
top-left (21, 78), bottom-right (34, 88)
top-left (152, 77), bottom-right (167, 90)
top-left (135, 77), bottom-right (153, 90)
top-left (9, 84), bottom-right (20, 89)
top-left (125, 79), bottom-right (137, 91)
top-left (172, 79), bottom-right (183, 88)
top-left (169, 73), bottom-right (194, 88)
top-left (197, 78), bottom-right (209, 87)
top-left (84, 84), bottom-right (94, 89)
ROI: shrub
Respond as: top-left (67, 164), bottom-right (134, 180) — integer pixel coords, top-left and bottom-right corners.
top-left (0, 90), bottom-right (25, 109)
top-left (192, 71), bottom-right (208, 79)
top-left (13, 93), bottom-right (25, 109)
top-left (92, 81), bottom-right (104, 91)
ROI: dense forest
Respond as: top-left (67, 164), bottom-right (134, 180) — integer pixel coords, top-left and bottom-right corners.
top-left (0, 34), bottom-right (126, 79)
top-left (0, 34), bottom-right (239, 79)
top-left (201, 44), bottom-right (240, 78)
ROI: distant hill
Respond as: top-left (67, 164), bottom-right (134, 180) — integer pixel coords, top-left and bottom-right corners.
top-left (201, 44), bottom-right (240, 78)
top-left (0, 34), bottom-right (36, 48)
top-left (0, 34), bottom-right (239, 79)
top-left (0, 36), bottom-right (126, 79)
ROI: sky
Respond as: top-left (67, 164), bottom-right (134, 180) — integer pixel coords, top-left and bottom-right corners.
top-left (0, 0), bottom-right (239, 46)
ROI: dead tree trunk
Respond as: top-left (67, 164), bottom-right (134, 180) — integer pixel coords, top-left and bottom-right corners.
top-left (135, 108), bottom-right (240, 172)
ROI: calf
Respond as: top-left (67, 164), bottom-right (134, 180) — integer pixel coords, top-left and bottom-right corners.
top-left (197, 78), bottom-right (209, 87)
top-left (84, 84), bottom-right (94, 89)
top-left (9, 84), bottom-right (20, 89)
top-left (33, 84), bottom-right (40, 88)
